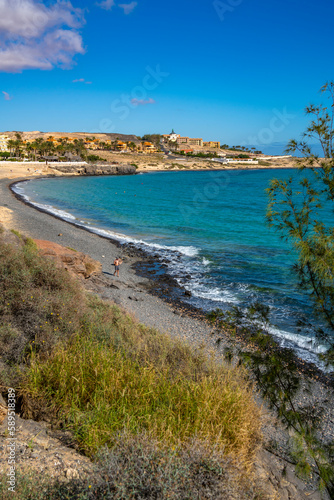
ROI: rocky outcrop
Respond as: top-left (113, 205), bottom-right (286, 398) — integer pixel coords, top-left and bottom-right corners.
top-left (0, 225), bottom-right (102, 280)
top-left (82, 164), bottom-right (137, 176)
top-left (50, 164), bottom-right (137, 176)
top-left (0, 413), bottom-right (94, 480)
top-left (253, 449), bottom-right (322, 500)
top-left (0, 394), bottom-right (7, 425)
top-left (34, 240), bottom-right (102, 279)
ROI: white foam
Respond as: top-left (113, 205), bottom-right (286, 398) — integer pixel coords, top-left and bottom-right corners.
top-left (269, 326), bottom-right (327, 354)
top-left (83, 225), bottom-right (199, 257)
top-left (202, 258), bottom-right (211, 266)
top-left (36, 202), bottom-right (77, 221)
top-left (12, 183), bottom-right (80, 222)
top-left (188, 285), bottom-right (239, 303)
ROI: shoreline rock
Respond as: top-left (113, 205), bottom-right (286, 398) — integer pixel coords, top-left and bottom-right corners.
top-left (34, 240), bottom-right (102, 279)
top-left (50, 164), bottom-right (137, 176)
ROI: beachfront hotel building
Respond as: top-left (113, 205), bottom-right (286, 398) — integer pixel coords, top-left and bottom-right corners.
top-left (164, 131), bottom-right (220, 150)
top-left (177, 137), bottom-right (204, 147)
top-left (0, 135), bottom-right (9, 152)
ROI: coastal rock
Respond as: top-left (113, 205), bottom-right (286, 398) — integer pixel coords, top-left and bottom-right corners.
top-left (0, 394), bottom-right (7, 425)
top-left (65, 468), bottom-right (80, 479)
top-left (34, 240), bottom-right (102, 279)
top-left (254, 450), bottom-right (310, 499)
top-left (50, 164), bottom-right (137, 176)
top-left (0, 414), bottom-right (93, 480)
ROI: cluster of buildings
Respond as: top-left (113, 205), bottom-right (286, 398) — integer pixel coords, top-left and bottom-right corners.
top-left (0, 133), bottom-right (158, 155)
top-left (0, 135), bottom-right (9, 152)
top-left (44, 136), bottom-right (110, 150)
top-left (162, 131), bottom-right (220, 150)
top-left (43, 136), bottom-right (158, 153)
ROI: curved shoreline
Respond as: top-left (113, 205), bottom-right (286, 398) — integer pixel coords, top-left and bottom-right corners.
top-left (3, 174), bottom-right (332, 386)
top-left (10, 177), bottom-right (128, 249)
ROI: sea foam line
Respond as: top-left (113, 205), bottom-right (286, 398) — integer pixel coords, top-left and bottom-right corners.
top-left (12, 184), bottom-right (199, 258)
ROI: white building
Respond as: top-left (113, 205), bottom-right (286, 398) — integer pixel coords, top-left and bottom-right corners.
top-left (165, 129), bottom-right (180, 142)
top-left (0, 135), bottom-right (9, 152)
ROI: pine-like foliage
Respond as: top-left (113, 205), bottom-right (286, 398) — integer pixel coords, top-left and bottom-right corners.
top-left (207, 303), bottom-right (334, 497)
top-left (267, 81), bottom-right (334, 369)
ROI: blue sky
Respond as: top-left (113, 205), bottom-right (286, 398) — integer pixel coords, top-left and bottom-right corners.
top-left (1, 0), bottom-right (333, 149)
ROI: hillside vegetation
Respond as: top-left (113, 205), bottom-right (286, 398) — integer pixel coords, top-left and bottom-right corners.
top-left (0, 226), bottom-right (264, 498)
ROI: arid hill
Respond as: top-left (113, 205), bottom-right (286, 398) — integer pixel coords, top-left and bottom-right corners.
top-left (2, 131), bottom-right (140, 143)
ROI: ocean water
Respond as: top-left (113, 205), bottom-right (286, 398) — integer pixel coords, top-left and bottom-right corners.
top-left (15, 169), bottom-right (332, 367)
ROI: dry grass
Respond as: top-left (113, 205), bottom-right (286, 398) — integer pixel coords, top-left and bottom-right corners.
top-left (24, 328), bottom-right (261, 463)
top-left (0, 228), bottom-right (263, 483)
top-left (0, 236), bottom-right (85, 386)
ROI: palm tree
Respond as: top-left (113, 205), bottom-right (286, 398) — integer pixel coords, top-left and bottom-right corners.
top-left (14, 140), bottom-right (22, 158)
top-left (56, 143), bottom-right (66, 158)
top-left (60, 137), bottom-right (69, 146)
top-left (25, 142), bottom-right (34, 160)
top-left (72, 139), bottom-right (86, 158)
top-left (7, 139), bottom-right (16, 156)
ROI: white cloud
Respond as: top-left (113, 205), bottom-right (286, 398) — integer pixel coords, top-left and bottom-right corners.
top-left (73, 78), bottom-right (92, 84)
top-left (131, 98), bottom-right (155, 106)
top-left (96, 0), bottom-right (115, 10)
top-left (0, 0), bottom-right (85, 73)
top-left (119, 2), bottom-right (137, 15)
top-left (2, 91), bottom-right (12, 101)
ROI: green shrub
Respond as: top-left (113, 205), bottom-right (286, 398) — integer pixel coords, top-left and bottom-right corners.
top-left (87, 155), bottom-right (106, 162)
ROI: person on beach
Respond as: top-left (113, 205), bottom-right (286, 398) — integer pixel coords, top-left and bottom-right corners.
top-left (113, 257), bottom-right (122, 277)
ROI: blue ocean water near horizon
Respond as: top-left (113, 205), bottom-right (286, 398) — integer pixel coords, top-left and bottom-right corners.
top-left (15, 169), bottom-right (332, 368)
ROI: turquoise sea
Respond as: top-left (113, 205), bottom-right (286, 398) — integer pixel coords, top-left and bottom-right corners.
top-left (15, 169), bottom-right (331, 367)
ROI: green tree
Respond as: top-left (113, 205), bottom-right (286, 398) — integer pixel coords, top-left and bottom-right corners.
top-left (73, 138), bottom-right (86, 159)
top-left (142, 134), bottom-right (161, 147)
top-left (7, 139), bottom-right (16, 156)
top-left (25, 142), bottom-right (34, 160)
top-left (31, 138), bottom-right (44, 160)
top-left (267, 81), bottom-right (334, 368)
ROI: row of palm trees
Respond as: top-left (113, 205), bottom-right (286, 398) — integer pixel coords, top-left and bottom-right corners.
top-left (7, 134), bottom-right (139, 161)
top-left (7, 134), bottom-right (87, 160)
